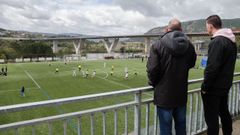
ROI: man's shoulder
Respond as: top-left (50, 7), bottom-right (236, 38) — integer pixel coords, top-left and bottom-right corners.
top-left (209, 36), bottom-right (223, 46)
top-left (211, 36), bottom-right (235, 48)
top-left (211, 36), bottom-right (233, 43)
top-left (153, 39), bottom-right (162, 45)
top-left (151, 40), bottom-right (162, 50)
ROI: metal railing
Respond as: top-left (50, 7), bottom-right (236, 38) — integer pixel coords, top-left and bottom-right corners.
top-left (0, 73), bottom-right (240, 135)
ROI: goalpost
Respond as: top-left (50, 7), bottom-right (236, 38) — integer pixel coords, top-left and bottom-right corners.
top-left (63, 54), bottom-right (81, 62)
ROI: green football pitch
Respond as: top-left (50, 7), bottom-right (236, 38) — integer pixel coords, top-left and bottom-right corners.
top-left (0, 58), bottom-right (239, 135)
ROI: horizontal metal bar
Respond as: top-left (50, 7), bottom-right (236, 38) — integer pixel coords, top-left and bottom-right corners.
top-left (1, 73), bottom-right (239, 114)
top-left (188, 78), bottom-right (204, 84)
top-left (0, 86), bottom-right (152, 113)
top-left (0, 101), bottom-right (137, 130)
top-left (188, 72), bottom-right (240, 85)
top-left (0, 81), bottom-right (239, 133)
top-left (0, 99), bottom-right (154, 131)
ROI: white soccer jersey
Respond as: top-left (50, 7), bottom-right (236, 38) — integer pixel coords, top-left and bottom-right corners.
top-left (125, 73), bottom-right (129, 78)
top-left (72, 70), bottom-right (77, 76)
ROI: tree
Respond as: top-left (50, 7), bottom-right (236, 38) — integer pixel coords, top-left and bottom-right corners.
top-left (0, 53), bottom-right (6, 59)
top-left (2, 47), bottom-right (18, 59)
top-left (21, 42), bottom-right (53, 58)
top-left (120, 46), bottom-right (126, 54)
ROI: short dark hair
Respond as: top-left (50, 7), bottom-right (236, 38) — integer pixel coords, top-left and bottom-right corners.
top-left (206, 15), bottom-right (222, 29)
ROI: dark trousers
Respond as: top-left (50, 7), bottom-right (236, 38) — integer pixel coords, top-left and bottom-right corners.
top-left (202, 93), bottom-right (232, 135)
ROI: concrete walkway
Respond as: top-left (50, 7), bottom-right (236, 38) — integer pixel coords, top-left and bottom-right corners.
top-left (201, 119), bottom-right (240, 135)
top-left (220, 119), bottom-right (240, 135)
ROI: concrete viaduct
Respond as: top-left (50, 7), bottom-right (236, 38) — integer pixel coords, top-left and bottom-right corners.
top-left (1, 32), bottom-right (237, 56)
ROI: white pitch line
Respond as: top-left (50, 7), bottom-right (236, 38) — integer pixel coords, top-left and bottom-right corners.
top-left (97, 76), bottom-right (131, 89)
top-left (144, 92), bottom-right (153, 97)
top-left (24, 70), bottom-right (41, 89)
top-left (103, 71), bottom-right (109, 79)
top-left (97, 75), bottom-right (153, 97)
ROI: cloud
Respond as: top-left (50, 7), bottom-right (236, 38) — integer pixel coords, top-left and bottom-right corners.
top-left (0, 0), bottom-right (239, 35)
top-left (113, 0), bottom-right (168, 17)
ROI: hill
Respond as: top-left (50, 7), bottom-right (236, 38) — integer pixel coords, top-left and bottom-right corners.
top-left (0, 28), bottom-right (87, 38)
top-left (146, 18), bottom-right (240, 35)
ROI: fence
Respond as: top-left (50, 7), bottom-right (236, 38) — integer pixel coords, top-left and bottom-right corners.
top-left (0, 73), bottom-right (240, 135)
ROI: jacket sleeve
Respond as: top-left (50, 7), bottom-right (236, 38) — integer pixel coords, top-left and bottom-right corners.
top-left (188, 42), bottom-right (197, 69)
top-left (146, 42), bottom-right (161, 87)
top-left (201, 39), bottom-right (223, 91)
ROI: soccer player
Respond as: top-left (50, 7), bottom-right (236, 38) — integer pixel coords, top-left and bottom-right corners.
top-left (1, 67), bottom-right (3, 75)
top-left (5, 66), bottom-right (7, 76)
top-left (20, 86), bottom-right (25, 97)
top-left (110, 71), bottom-right (114, 76)
top-left (111, 65), bottom-right (114, 71)
top-left (92, 70), bottom-right (96, 77)
top-left (134, 71), bottom-right (138, 76)
top-left (48, 62), bottom-right (51, 66)
top-left (82, 71), bottom-right (85, 77)
top-left (55, 67), bottom-right (59, 74)
top-left (72, 70), bottom-right (77, 77)
top-left (78, 65), bottom-right (82, 71)
top-left (125, 72), bottom-right (129, 79)
top-left (85, 69), bottom-right (89, 78)
top-left (104, 62), bottom-right (106, 68)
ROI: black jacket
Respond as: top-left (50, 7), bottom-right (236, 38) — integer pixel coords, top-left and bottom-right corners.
top-left (147, 31), bottom-right (196, 108)
top-left (201, 36), bottom-right (237, 95)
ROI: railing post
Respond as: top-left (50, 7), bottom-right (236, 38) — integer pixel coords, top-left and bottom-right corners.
top-left (48, 122), bottom-right (52, 135)
top-left (145, 103), bottom-right (150, 135)
top-left (134, 91), bottom-right (142, 135)
top-left (63, 120), bottom-right (67, 135)
top-left (102, 112), bottom-right (106, 135)
top-left (194, 93), bottom-right (199, 133)
top-left (32, 126), bottom-right (35, 135)
top-left (15, 128), bottom-right (18, 135)
top-left (77, 117), bottom-right (82, 135)
top-left (233, 85), bottom-right (236, 116)
top-left (237, 83), bottom-right (240, 115)
top-left (114, 109), bottom-right (118, 135)
top-left (153, 105), bottom-right (158, 135)
top-left (90, 113), bottom-right (94, 135)
top-left (124, 107), bottom-right (128, 135)
top-left (188, 93), bottom-right (193, 135)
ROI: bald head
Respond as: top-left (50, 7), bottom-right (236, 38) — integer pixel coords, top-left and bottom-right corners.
top-left (166, 18), bottom-right (182, 32)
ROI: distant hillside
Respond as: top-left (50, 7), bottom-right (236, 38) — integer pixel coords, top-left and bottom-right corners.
top-left (0, 28), bottom-right (88, 38)
top-left (146, 18), bottom-right (240, 35)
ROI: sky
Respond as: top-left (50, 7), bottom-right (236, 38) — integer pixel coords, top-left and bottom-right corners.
top-left (0, 0), bottom-right (239, 35)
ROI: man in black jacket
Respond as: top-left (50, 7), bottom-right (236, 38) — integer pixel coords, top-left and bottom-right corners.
top-left (201, 15), bottom-right (237, 135)
top-left (147, 18), bottom-right (196, 135)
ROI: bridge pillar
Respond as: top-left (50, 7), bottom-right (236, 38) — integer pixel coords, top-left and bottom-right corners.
top-left (52, 41), bottom-right (58, 53)
top-left (103, 38), bottom-right (119, 55)
top-left (144, 37), bottom-right (151, 57)
top-left (73, 39), bottom-right (85, 55)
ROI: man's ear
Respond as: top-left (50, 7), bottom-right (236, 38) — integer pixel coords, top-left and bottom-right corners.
top-left (210, 24), bottom-right (215, 30)
top-left (207, 23), bottom-right (213, 30)
top-left (164, 27), bottom-right (169, 32)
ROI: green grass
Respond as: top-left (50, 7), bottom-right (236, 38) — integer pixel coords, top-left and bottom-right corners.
top-left (0, 58), bottom-right (239, 135)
